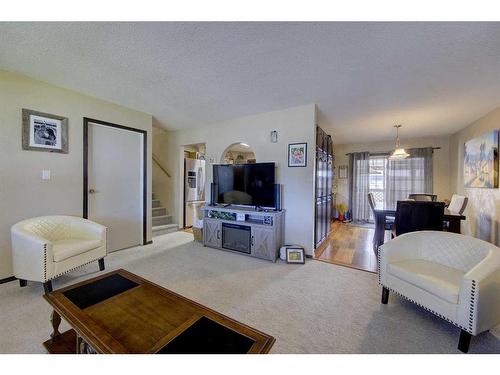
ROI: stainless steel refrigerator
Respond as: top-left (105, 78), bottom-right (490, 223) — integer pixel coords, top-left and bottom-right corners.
top-left (184, 158), bottom-right (206, 228)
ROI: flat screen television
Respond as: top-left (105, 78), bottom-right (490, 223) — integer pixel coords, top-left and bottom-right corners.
top-left (213, 163), bottom-right (275, 208)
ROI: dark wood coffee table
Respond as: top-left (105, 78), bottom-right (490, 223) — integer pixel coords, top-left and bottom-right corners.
top-left (43, 269), bottom-right (275, 354)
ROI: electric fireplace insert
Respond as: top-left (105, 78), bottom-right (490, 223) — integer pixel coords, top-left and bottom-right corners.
top-left (222, 223), bottom-right (251, 254)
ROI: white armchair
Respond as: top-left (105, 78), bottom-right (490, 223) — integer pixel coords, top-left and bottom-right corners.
top-left (378, 231), bottom-right (500, 353)
top-left (11, 215), bottom-right (107, 293)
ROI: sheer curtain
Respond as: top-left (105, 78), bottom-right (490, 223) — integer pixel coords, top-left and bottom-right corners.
top-left (385, 147), bottom-right (433, 207)
top-left (348, 152), bottom-right (371, 223)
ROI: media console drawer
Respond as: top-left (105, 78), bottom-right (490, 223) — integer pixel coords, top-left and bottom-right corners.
top-left (207, 210), bottom-right (275, 226)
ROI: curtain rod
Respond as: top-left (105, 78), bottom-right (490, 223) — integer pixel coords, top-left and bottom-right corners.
top-left (345, 146), bottom-right (441, 156)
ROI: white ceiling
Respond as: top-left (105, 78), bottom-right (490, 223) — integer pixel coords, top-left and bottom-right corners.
top-left (1, 22), bottom-right (500, 144)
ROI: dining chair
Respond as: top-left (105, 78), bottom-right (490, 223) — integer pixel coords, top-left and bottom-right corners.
top-left (368, 193), bottom-right (395, 251)
top-left (447, 194), bottom-right (468, 215)
top-left (368, 193), bottom-right (394, 230)
top-left (394, 201), bottom-right (445, 236)
top-left (408, 193), bottom-right (437, 202)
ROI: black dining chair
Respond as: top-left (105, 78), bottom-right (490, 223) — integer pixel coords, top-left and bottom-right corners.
top-left (408, 193), bottom-right (437, 202)
top-left (394, 201), bottom-right (445, 236)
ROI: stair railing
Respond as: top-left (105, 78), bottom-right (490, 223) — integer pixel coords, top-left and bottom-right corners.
top-left (152, 153), bottom-right (171, 178)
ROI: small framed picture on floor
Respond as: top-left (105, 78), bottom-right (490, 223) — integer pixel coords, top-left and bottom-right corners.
top-left (286, 247), bottom-right (305, 264)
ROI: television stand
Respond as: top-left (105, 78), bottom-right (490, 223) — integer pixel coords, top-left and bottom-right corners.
top-left (202, 206), bottom-right (285, 262)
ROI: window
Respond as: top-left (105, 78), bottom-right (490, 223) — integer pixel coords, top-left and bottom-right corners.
top-left (385, 153), bottom-right (432, 207)
top-left (369, 156), bottom-right (387, 203)
top-left (368, 156), bottom-right (387, 220)
top-left (348, 148), bottom-right (433, 223)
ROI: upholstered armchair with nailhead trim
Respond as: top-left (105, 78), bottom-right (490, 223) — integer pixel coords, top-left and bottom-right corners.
top-left (378, 231), bottom-right (500, 353)
top-left (11, 215), bottom-right (107, 293)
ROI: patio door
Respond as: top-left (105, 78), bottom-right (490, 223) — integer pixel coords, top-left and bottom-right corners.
top-left (368, 155), bottom-right (388, 220)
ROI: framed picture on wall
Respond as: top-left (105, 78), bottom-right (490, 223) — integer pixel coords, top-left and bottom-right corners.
top-left (464, 130), bottom-right (499, 188)
top-left (288, 142), bottom-right (307, 167)
top-left (339, 165), bottom-right (348, 179)
top-left (22, 108), bottom-right (68, 153)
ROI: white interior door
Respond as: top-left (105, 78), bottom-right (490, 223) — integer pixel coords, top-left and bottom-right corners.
top-left (87, 122), bottom-right (144, 252)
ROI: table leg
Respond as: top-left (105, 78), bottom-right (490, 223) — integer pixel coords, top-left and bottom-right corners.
top-left (374, 213), bottom-right (386, 251)
top-left (76, 335), bottom-right (83, 354)
top-left (50, 310), bottom-right (61, 338)
top-left (448, 219), bottom-right (461, 234)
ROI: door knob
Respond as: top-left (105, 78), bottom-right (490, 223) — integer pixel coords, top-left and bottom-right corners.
top-left (89, 188), bottom-right (96, 194)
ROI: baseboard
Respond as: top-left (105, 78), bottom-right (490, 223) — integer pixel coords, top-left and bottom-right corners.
top-left (490, 325), bottom-right (500, 339)
top-left (0, 276), bottom-right (16, 285)
top-left (144, 240), bottom-right (153, 245)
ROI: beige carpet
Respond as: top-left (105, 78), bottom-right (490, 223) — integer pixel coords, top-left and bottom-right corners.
top-left (1, 231), bottom-right (499, 354)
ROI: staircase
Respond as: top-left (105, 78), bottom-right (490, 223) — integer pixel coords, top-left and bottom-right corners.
top-left (152, 192), bottom-right (178, 236)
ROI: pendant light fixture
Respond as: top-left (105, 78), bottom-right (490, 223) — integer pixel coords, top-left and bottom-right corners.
top-left (389, 124), bottom-right (409, 160)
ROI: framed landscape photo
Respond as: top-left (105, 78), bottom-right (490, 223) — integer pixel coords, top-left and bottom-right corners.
top-left (286, 246), bottom-right (305, 264)
top-left (464, 130), bottom-right (498, 188)
top-left (22, 109), bottom-right (68, 153)
top-left (288, 142), bottom-right (307, 167)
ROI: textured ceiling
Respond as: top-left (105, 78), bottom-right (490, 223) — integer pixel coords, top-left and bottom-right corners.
top-left (1, 22), bottom-right (500, 143)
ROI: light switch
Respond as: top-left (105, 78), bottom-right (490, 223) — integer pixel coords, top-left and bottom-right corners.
top-left (41, 170), bottom-right (51, 180)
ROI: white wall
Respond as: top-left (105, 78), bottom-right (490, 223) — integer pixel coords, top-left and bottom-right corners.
top-left (0, 70), bottom-right (153, 279)
top-left (450, 106), bottom-right (500, 245)
top-left (159, 104), bottom-right (317, 255)
top-left (334, 135), bottom-right (451, 206)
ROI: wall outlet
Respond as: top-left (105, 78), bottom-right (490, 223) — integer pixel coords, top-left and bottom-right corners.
top-left (41, 170), bottom-right (51, 180)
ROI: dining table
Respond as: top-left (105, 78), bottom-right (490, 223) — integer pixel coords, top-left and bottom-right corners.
top-left (373, 204), bottom-right (466, 251)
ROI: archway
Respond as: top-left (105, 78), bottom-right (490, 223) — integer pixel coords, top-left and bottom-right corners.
top-left (221, 142), bottom-right (256, 164)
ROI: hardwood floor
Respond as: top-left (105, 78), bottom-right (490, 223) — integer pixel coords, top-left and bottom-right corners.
top-left (314, 221), bottom-right (389, 273)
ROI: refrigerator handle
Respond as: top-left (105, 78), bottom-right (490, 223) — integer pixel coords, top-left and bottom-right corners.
top-left (197, 166), bottom-right (205, 198)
